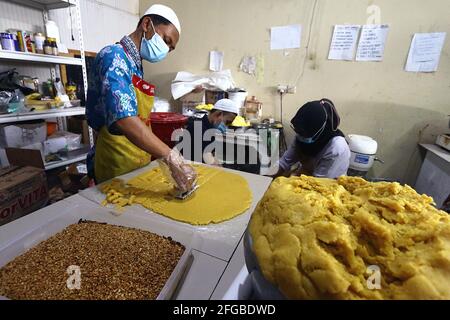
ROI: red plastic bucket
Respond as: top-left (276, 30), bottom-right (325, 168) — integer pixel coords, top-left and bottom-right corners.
top-left (150, 112), bottom-right (188, 148)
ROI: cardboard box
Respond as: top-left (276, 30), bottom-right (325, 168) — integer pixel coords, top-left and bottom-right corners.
top-left (6, 143), bottom-right (88, 170)
top-left (5, 148), bottom-right (45, 169)
top-left (0, 148), bottom-right (9, 168)
top-left (0, 166), bottom-right (48, 226)
top-left (67, 116), bottom-right (90, 145)
top-left (0, 121), bottom-right (47, 148)
top-left (58, 163), bottom-right (89, 193)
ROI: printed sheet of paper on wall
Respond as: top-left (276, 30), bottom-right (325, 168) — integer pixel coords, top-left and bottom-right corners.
top-left (270, 25), bottom-right (302, 50)
top-left (209, 51), bottom-right (224, 72)
top-left (328, 25), bottom-right (361, 61)
top-left (356, 25), bottom-right (390, 62)
top-left (405, 33), bottom-right (447, 73)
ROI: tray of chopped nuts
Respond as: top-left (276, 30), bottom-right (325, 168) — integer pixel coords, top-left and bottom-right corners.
top-left (0, 217), bottom-right (194, 300)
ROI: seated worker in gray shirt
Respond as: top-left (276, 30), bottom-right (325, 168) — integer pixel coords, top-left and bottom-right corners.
top-left (275, 99), bottom-right (350, 179)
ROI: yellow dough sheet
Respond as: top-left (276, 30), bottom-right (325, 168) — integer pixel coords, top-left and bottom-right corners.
top-left (101, 165), bottom-right (253, 226)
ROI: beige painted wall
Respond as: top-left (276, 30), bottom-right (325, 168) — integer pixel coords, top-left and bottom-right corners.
top-left (140, 0), bottom-right (450, 183)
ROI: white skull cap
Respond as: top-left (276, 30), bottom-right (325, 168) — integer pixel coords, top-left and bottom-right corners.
top-left (143, 4), bottom-right (181, 35)
top-left (214, 99), bottom-right (239, 114)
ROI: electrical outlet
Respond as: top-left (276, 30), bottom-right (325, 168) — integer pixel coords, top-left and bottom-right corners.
top-left (277, 85), bottom-right (288, 93)
top-left (286, 86), bottom-right (297, 94)
top-left (277, 85), bottom-right (296, 94)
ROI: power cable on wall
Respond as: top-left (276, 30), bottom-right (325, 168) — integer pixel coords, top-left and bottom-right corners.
top-left (294, 0), bottom-right (319, 86)
top-left (280, 91), bottom-right (284, 125)
top-left (69, 3), bottom-right (75, 41)
top-left (279, 0), bottom-right (319, 126)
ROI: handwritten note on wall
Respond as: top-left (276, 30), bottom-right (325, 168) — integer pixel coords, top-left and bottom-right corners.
top-left (356, 25), bottom-right (390, 62)
top-left (405, 33), bottom-right (447, 72)
top-left (328, 25), bottom-right (361, 61)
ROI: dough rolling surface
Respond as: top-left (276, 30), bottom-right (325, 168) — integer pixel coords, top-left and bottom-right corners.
top-left (101, 165), bottom-right (253, 225)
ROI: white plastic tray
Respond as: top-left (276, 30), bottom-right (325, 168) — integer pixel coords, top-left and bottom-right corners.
top-left (0, 202), bottom-right (194, 300)
top-left (78, 162), bottom-right (273, 262)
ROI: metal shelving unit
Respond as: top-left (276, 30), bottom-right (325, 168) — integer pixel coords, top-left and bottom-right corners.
top-left (45, 152), bottom-right (87, 170)
top-left (0, 107), bottom-right (86, 124)
top-left (8, 0), bottom-right (74, 10)
top-left (0, 0), bottom-right (92, 171)
top-left (0, 50), bottom-right (83, 65)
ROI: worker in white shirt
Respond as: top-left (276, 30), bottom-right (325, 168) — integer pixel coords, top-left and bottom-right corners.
top-left (275, 99), bottom-right (351, 179)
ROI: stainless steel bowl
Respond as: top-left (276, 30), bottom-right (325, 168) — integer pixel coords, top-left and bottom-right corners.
top-left (243, 228), bottom-right (286, 300)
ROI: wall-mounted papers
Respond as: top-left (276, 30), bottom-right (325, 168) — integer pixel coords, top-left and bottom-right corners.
top-left (209, 51), bottom-right (224, 72)
top-left (405, 32), bottom-right (447, 73)
top-left (328, 25), bottom-right (361, 61)
top-left (270, 25), bottom-right (302, 50)
top-left (356, 25), bottom-right (390, 61)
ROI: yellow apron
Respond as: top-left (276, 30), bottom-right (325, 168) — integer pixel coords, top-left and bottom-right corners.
top-left (95, 75), bottom-right (155, 183)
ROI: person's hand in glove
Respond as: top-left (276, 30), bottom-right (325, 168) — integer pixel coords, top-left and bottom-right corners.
top-left (112, 116), bottom-right (197, 192)
top-left (159, 149), bottom-right (198, 193)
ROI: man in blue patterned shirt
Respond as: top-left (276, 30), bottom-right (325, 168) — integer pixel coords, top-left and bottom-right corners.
top-left (86, 4), bottom-right (197, 193)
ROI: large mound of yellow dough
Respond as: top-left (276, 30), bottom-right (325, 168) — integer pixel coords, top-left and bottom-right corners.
top-left (249, 175), bottom-right (450, 300)
top-left (101, 165), bottom-right (252, 225)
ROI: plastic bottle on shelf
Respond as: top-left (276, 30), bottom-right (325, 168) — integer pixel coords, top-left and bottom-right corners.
top-left (54, 78), bottom-right (71, 107)
top-left (34, 33), bottom-right (45, 54)
top-left (45, 20), bottom-right (61, 44)
top-left (54, 78), bottom-right (66, 96)
top-left (51, 39), bottom-right (58, 56)
top-left (43, 79), bottom-right (55, 98)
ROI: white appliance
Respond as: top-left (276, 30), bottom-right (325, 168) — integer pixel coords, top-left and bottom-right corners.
top-left (45, 20), bottom-right (61, 43)
top-left (228, 90), bottom-right (248, 108)
top-left (436, 134), bottom-right (450, 152)
top-left (347, 135), bottom-right (379, 175)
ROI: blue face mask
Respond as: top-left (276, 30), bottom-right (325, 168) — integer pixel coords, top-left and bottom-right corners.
top-left (295, 120), bottom-right (327, 144)
top-left (294, 107), bottom-right (328, 145)
top-left (216, 122), bottom-right (228, 134)
top-left (140, 20), bottom-right (169, 63)
top-left (296, 135), bottom-right (315, 144)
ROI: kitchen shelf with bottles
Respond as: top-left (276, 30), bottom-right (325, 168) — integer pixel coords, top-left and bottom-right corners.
top-left (0, 0), bottom-right (92, 171)
top-left (0, 0), bottom-right (92, 143)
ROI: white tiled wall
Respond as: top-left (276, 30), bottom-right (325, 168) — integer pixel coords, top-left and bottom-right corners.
top-left (50, 0), bottom-right (140, 53)
top-left (0, 0), bottom-right (140, 54)
top-left (0, 0), bottom-right (45, 34)
top-left (0, 0), bottom-right (140, 167)
top-left (96, 0), bottom-right (140, 15)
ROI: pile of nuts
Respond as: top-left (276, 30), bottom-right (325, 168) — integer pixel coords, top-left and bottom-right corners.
top-left (0, 221), bottom-right (185, 300)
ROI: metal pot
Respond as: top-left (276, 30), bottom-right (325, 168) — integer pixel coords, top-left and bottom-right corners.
top-left (243, 228), bottom-right (286, 300)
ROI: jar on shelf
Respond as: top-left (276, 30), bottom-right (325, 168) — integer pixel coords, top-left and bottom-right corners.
top-left (43, 79), bottom-right (55, 98)
top-left (43, 38), bottom-right (53, 55)
top-left (0, 33), bottom-right (16, 51)
top-left (34, 33), bottom-right (45, 54)
top-left (50, 38), bottom-right (58, 56)
top-left (65, 81), bottom-right (78, 100)
top-left (25, 33), bottom-right (35, 53)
